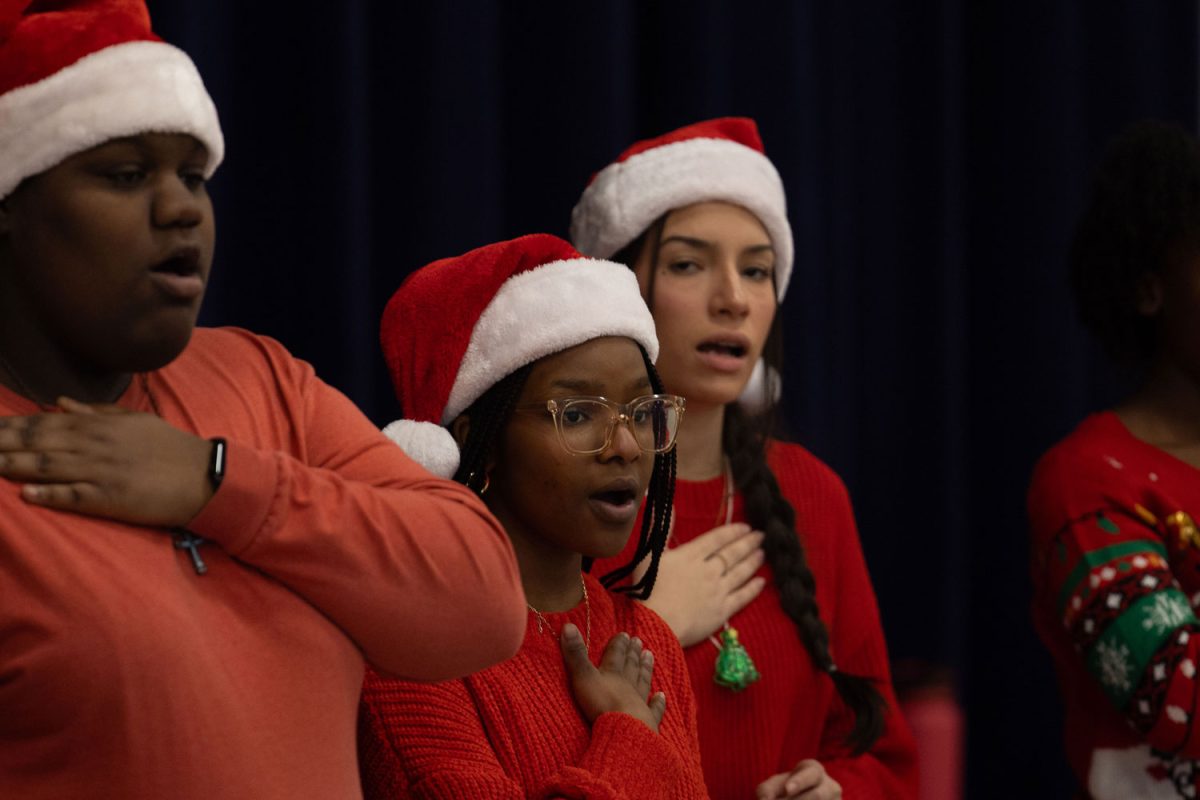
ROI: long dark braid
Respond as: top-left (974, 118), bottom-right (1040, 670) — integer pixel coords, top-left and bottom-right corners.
top-left (598, 348), bottom-right (676, 600)
top-left (453, 350), bottom-right (675, 600)
top-left (615, 220), bottom-right (886, 753)
top-left (725, 402), bottom-right (884, 753)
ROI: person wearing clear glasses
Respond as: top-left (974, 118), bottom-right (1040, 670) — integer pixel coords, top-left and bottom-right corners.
top-left (573, 119), bottom-right (917, 800)
top-left (358, 234), bottom-right (709, 799)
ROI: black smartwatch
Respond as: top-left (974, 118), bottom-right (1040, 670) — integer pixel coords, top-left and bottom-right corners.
top-left (207, 437), bottom-right (227, 492)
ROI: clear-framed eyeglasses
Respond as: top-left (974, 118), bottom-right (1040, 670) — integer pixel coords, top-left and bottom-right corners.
top-left (514, 394), bottom-right (686, 455)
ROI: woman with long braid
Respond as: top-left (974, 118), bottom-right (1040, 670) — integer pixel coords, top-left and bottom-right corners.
top-left (359, 234), bottom-right (707, 799)
top-left (574, 118), bottom-right (917, 799)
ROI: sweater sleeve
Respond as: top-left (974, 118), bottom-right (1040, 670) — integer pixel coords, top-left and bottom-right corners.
top-left (358, 670), bottom-right (686, 800)
top-left (184, 334), bottom-right (525, 681)
top-left (1030, 449), bottom-right (1200, 756)
top-left (816, 478), bottom-right (920, 798)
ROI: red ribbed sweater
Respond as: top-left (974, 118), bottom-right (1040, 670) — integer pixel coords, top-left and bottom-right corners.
top-left (358, 571), bottom-right (709, 799)
top-left (594, 440), bottom-right (918, 799)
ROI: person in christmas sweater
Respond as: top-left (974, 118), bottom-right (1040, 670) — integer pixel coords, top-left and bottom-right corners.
top-left (0, 2), bottom-right (526, 797)
top-left (571, 117), bottom-right (918, 800)
top-left (1029, 120), bottom-right (1200, 799)
top-left (359, 233), bottom-right (708, 799)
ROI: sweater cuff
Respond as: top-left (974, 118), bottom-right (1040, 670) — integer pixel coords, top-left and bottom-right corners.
top-left (573, 712), bottom-right (681, 797)
top-left (185, 440), bottom-right (280, 555)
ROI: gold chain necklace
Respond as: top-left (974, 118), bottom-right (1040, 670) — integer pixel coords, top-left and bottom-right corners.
top-left (528, 573), bottom-right (591, 654)
top-left (670, 456), bottom-right (762, 691)
top-left (707, 458), bottom-right (736, 650)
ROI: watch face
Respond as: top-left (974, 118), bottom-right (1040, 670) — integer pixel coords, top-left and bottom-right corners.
top-left (208, 437), bottom-right (227, 489)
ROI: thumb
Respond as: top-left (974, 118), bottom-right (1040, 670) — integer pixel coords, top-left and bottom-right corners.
top-left (56, 397), bottom-right (126, 415)
top-left (755, 773), bottom-right (789, 800)
top-left (559, 623), bottom-right (594, 678)
top-left (55, 397), bottom-right (98, 414)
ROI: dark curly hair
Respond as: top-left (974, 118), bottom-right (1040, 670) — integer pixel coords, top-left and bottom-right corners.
top-left (453, 346), bottom-right (676, 601)
top-left (611, 217), bottom-right (886, 753)
top-left (1070, 120), bottom-right (1200, 364)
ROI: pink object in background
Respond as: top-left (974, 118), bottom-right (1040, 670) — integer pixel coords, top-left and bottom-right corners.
top-left (897, 666), bottom-right (964, 800)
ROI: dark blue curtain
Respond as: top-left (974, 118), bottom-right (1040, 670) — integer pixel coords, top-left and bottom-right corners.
top-left (152, 2), bottom-right (1198, 796)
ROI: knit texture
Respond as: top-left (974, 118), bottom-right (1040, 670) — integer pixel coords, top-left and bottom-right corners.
top-left (358, 572), bottom-right (709, 799)
top-left (594, 440), bottom-right (917, 799)
top-left (1030, 412), bottom-right (1200, 799)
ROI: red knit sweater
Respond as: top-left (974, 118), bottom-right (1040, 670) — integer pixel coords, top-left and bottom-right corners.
top-left (594, 440), bottom-right (917, 799)
top-left (1029, 412), bottom-right (1200, 798)
top-left (358, 571), bottom-right (709, 799)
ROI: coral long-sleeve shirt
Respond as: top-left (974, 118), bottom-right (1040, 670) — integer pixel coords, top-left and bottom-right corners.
top-left (593, 440), bottom-right (917, 799)
top-left (0, 327), bottom-right (525, 800)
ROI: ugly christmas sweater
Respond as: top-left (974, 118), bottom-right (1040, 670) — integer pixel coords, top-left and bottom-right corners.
top-left (593, 440), bottom-right (918, 799)
top-left (358, 571), bottom-right (709, 799)
top-left (1029, 411), bottom-right (1200, 799)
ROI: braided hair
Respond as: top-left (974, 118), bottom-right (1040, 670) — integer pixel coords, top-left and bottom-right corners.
top-left (453, 347), bottom-right (676, 601)
top-left (613, 219), bottom-right (886, 753)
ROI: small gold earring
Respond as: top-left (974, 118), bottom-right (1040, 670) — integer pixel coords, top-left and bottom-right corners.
top-left (479, 473), bottom-right (491, 495)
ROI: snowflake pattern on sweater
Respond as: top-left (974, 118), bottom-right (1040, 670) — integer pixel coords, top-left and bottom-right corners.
top-left (1030, 412), bottom-right (1200, 798)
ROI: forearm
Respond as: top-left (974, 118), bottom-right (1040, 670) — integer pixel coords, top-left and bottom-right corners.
top-left (189, 441), bottom-right (525, 679)
top-left (1040, 505), bottom-right (1200, 756)
top-left (360, 675), bottom-right (686, 800)
top-left (543, 713), bottom-right (684, 800)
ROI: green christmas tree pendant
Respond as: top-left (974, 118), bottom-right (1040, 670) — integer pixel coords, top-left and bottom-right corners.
top-left (713, 626), bottom-right (761, 691)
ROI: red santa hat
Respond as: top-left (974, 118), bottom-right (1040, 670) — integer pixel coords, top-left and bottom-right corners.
top-left (570, 117), bottom-right (793, 299)
top-left (0, 0), bottom-right (223, 199)
top-left (380, 234), bottom-right (659, 478)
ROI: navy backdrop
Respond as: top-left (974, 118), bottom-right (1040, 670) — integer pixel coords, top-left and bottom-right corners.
top-left (151, 2), bottom-right (1198, 796)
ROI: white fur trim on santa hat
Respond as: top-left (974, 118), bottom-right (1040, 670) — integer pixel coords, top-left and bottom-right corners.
top-left (443, 258), bottom-right (659, 424)
top-left (571, 137), bottom-right (793, 299)
top-left (382, 419), bottom-right (461, 478)
top-left (0, 40), bottom-right (224, 199)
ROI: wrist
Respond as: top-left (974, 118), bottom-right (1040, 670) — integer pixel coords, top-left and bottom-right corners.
top-left (206, 437), bottom-right (227, 493)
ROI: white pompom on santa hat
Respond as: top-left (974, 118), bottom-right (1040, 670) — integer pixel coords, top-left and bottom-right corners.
top-left (380, 234), bottom-right (659, 478)
top-left (0, 0), bottom-right (224, 200)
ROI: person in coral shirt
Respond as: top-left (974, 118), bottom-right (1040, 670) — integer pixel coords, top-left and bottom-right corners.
top-left (0, 3), bottom-right (524, 798)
